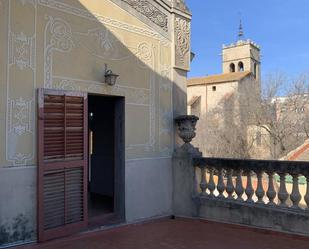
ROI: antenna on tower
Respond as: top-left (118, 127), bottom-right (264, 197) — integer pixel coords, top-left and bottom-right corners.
top-left (238, 13), bottom-right (244, 40)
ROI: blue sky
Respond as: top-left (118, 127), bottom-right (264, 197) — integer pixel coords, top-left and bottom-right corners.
top-left (186, 0), bottom-right (309, 79)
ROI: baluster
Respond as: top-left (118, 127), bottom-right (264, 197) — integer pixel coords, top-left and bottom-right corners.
top-left (208, 167), bottom-right (216, 197)
top-left (305, 174), bottom-right (309, 211)
top-left (226, 169), bottom-right (234, 199)
top-left (199, 167), bottom-right (207, 196)
top-left (290, 174), bottom-right (301, 209)
top-left (217, 168), bottom-right (225, 198)
top-left (255, 170), bottom-right (265, 204)
top-left (245, 170), bottom-right (254, 203)
top-left (278, 173), bottom-right (289, 207)
top-left (235, 169), bottom-right (244, 201)
top-left (266, 171), bottom-right (276, 206)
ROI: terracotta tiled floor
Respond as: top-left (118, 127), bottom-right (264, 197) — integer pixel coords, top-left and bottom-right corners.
top-left (15, 218), bottom-right (309, 249)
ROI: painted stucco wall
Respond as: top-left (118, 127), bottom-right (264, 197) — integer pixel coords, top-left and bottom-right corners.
top-left (0, 0), bottom-right (191, 246)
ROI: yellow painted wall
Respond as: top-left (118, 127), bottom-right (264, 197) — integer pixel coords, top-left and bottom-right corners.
top-left (0, 0), bottom-right (177, 167)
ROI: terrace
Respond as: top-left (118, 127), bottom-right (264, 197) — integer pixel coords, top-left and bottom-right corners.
top-left (14, 218), bottom-right (309, 249)
top-left (14, 115), bottom-right (309, 249)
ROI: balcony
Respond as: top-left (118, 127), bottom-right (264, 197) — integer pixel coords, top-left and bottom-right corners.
top-left (192, 157), bottom-right (309, 234)
top-left (173, 115), bottom-right (309, 235)
top-left (14, 115), bottom-right (309, 249)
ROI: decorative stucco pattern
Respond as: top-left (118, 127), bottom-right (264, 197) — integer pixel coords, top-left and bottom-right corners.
top-left (38, 0), bottom-right (169, 44)
top-left (9, 32), bottom-right (35, 71)
top-left (0, 0), bottom-right (185, 167)
top-left (175, 15), bottom-right (190, 70)
top-left (5, 0), bottom-right (36, 166)
top-left (0, 1), bottom-right (191, 247)
top-left (122, 0), bottom-right (168, 32)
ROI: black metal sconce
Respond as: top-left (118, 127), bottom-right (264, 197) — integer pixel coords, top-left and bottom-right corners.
top-left (104, 64), bottom-right (119, 86)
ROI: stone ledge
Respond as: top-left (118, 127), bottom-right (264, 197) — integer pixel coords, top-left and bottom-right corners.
top-left (194, 196), bottom-right (309, 236)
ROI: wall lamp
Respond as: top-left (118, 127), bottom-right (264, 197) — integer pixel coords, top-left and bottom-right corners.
top-left (104, 64), bottom-right (119, 86)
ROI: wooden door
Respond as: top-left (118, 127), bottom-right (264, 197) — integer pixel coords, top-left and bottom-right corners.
top-left (37, 89), bottom-right (88, 241)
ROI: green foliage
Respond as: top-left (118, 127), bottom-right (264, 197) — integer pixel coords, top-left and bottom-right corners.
top-left (274, 174), bottom-right (306, 185)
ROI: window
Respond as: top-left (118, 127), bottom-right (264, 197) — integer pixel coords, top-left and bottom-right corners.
top-left (238, 61), bottom-right (244, 72)
top-left (254, 63), bottom-right (257, 78)
top-left (230, 63), bottom-right (235, 72)
top-left (212, 86), bottom-right (216, 91)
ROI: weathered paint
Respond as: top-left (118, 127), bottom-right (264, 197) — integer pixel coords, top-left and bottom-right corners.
top-left (0, 0), bottom-right (191, 246)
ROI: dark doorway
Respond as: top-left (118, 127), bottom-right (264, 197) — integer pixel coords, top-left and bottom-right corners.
top-left (88, 94), bottom-right (125, 227)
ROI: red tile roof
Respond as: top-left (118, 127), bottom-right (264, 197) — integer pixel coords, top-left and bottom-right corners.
top-left (282, 139), bottom-right (309, 161)
top-left (188, 71), bottom-right (252, 86)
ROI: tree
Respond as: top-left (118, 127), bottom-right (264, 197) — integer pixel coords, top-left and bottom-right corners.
top-left (194, 76), bottom-right (260, 159)
top-left (256, 73), bottom-right (309, 159)
top-left (193, 72), bottom-right (309, 160)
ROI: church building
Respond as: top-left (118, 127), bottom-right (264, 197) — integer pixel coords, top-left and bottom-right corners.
top-left (187, 23), bottom-right (265, 158)
top-left (188, 22), bottom-right (260, 115)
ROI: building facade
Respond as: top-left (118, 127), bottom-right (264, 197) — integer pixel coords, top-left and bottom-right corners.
top-left (0, 0), bottom-right (191, 247)
top-left (222, 39), bottom-right (261, 82)
top-left (187, 37), bottom-right (263, 158)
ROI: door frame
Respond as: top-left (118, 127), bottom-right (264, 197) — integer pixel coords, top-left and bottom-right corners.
top-left (87, 94), bottom-right (126, 224)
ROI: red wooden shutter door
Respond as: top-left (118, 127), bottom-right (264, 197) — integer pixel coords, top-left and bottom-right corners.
top-left (37, 89), bottom-right (88, 241)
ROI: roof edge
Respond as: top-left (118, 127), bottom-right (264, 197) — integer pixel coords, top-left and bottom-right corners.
top-left (187, 71), bottom-right (252, 86)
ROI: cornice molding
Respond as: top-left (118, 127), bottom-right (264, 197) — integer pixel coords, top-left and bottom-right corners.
top-left (109, 0), bottom-right (171, 39)
top-left (122, 0), bottom-right (168, 32)
top-left (169, 0), bottom-right (191, 15)
top-left (109, 0), bottom-right (191, 37)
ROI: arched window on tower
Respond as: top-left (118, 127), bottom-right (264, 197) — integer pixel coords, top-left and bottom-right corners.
top-left (238, 61), bottom-right (244, 72)
top-left (254, 63), bottom-right (257, 78)
top-left (230, 63), bottom-right (235, 72)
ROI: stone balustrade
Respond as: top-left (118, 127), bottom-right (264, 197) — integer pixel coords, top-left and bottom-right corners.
top-left (173, 115), bottom-right (309, 235)
top-left (193, 157), bottom-right (309, 210)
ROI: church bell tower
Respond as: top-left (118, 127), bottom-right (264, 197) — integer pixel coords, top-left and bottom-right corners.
top-left (222, 20), bottom-right (261, 82)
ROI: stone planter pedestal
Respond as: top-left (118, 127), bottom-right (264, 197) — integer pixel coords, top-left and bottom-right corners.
top-left (174, 115), bottom-right (202, 157)
top-left (172, 115), bottom-right (202, 217)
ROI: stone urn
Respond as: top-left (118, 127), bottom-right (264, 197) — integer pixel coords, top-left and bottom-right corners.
top-left (175, 115), bottom-right (201, 156)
